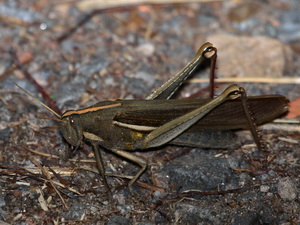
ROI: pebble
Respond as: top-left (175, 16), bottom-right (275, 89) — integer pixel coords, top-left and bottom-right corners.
top-left (259, 174), bottom-right (269, 181)
top-left (207, 34), bottom-right (294, 78)
top-left (260, 185), bottom-right (270, 193)
top-left (277, 177), bottom-right (298, 201)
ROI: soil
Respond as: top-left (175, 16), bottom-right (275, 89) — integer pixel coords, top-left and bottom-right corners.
top-left (0, 0), bottom-right (299, 224)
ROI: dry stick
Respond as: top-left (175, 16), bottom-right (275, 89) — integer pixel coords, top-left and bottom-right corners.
top-left (144, 12), bottom-right (156, 41)
top-left (48, 165), bottom-right (72, 187)
top-left (55, 6), bottom-right (136, 43)
top-left (25, 148), bottom-right (165, 192)
top-left (80, 166), bottom-right (165, 192)
top-left (30, 157), bottom-right (68, 209)
top-left (178, 185), bottom-right (261, 198)
top-left (5, 119), bottom-right (27, 127)
top-left (188, 77), bottom-right (300, 84)
top-left (56, 0), bottom-right (218, 42)
top-left (10, 50), bottom-right (62, 115)
top-left (0, 163), bottom-right (44, 180)
top-left (73, 0), bottom-right (223, 11)
top-left (24, 147), bottom-right (165, 192)
top-left (0, 62), bottom-right (17, 82)
top-left (0, 51), bottom-right (33, 82)
top-left (39, 178), bottom-right (83, 196)
top-left (0, 163), bottom-right (83, 195)
top-left (25, 166), bottom-right (76, 177)
top-left (24, 147), bottom-right (96, 163)
top-left (157, 186), bottom-right (264, 206)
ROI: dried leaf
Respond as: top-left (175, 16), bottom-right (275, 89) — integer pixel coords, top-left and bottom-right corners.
top-left (286, 97), bottom-right (300, 118)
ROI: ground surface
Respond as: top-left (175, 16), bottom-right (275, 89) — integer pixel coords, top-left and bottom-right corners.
top-left (0, 0), bottom-right (299, 224)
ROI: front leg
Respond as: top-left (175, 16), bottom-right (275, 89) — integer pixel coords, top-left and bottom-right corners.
top-left (91, 142), bottom-right (112, 195)
top-left (86, 133), bottom-right (147, 189)
top-left (146, 42), bottom-right (217, 100)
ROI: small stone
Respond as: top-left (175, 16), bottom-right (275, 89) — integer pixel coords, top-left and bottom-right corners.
top-left (277, 177), bottom-right (298, 201)
top-left (227, 158), bottom-right (239, 170)
top-left (153, 190), bottom-right (165, 200)
top-left (154, 151), bottom-right (234, 192)
top-left (268, 170), bottom-right (277, 177)
top-left (106, 215), bottom-right (131, 225)
top-left (0, 197), bottom-right (5, 207)
top-left (259, 174), bottom-right (269, 181)
top-left (260, 185), bottom-right (270, 192)
top-left (207, 34), bottom-right (293, 78)
top-left (135, 43), bottom-right (155, 57)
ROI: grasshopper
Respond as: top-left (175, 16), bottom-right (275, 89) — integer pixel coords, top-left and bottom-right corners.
top-left (16, 43), bottom-right (289, 192)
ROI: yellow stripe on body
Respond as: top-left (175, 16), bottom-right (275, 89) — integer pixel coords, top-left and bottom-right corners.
top-left (62, 103), bottom-right (121, 117)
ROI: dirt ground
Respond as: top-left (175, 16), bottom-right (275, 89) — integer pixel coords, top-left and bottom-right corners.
top-left (0, 0), bottom-right (299, 224)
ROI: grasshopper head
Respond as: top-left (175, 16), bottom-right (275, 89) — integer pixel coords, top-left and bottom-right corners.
top-left (60, 114), bottom-right (83, 147)
top-left (14, 83), bottom-right (84, 148)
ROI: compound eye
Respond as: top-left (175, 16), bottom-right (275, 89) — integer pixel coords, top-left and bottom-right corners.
top-left (67, 116), bottom-right (76, 126)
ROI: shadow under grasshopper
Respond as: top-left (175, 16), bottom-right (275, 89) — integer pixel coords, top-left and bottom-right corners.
top-left (16, 43), bottom-right (289, 193)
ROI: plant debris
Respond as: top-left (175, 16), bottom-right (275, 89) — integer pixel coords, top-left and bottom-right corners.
top-left (0, 0), bottom-right (299, 224)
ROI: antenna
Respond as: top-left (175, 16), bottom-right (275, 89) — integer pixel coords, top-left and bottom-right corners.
top-left (14, 82), bottom-right (62, 119)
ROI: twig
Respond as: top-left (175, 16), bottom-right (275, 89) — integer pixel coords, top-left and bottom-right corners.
top-left (24, 166), bottom-right (76, 176)
top-left (179, 185), bottom-right (261, 198)
top-left (30, 157), bottom-right (69, 209)
top-left (10, 49), bottom-right (62, 115)
top-left (188, 77), bottom-right (300, 84)
top-left (55, 6), bottom-right (135, 43)
top-left (4, 119), bottom-right (27, 127)
top-left (69, 0), bottom-right (223, 11)
top-left (0, 163), bottom-right (83, 196)
top-left (39, 178), bottom-right (83, 196)
top-left (262, 123), bottom-right (300, 132)
top-left (0, 51), bottom-right (33, 82)
top-left (24, 147), bottom-right (97, 163)
top-left (80, 166), bottom-right (165, 192)
top-left (55, 0), bottom-right (221, 42)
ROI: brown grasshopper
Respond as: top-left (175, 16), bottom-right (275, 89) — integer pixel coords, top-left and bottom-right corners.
top-left (16, 43), bottom-right (289, 193)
